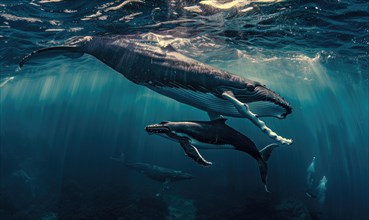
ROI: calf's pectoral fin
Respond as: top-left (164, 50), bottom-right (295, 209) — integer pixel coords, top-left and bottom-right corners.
top-left (180, 141), bottom-right (212, 166)
top-left (221, 91), bottom-right (293, 145)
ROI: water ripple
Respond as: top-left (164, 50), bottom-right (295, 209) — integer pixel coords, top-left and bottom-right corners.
top-left (0, 0), bottom-right (368, 77)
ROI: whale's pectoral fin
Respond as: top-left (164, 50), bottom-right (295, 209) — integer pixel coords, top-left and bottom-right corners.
top-left (163, 178), bottom-right (171, 189)
top-left (156, 179), bottom-right (172, 197)
top-left (207, 112), bottom-right (223, 121)
top-left (19, 46), bottom-right (84, 68)
top-left (180, 140), bottom-right (212, 166)
top-left (221, 91), bottom-right (293, 145)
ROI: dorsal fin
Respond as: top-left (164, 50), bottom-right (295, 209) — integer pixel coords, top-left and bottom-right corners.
top-left (211, 118), bottom-right (227, 124)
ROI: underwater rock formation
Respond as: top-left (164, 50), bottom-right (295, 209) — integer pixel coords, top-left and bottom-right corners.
top-left (41, 212), bottom-right (58, 220)
top-left (117, 196), bottom-right (168, 220)
top-left (274, 198), bottom-right (312, 220)
top-left (164, 195), bottom-right (197, 220)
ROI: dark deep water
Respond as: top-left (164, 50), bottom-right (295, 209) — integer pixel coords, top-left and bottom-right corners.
top-left (0, 0), bottom-right (368, 219)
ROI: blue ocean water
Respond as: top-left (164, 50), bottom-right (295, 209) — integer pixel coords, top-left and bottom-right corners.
top-left (0, 0), bottom-right (368, 219)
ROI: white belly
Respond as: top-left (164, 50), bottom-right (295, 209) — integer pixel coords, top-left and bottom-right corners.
top-left (192, 139), bottom-right (235, 150)
top-left (147, 86), bottom-right (286, 118)
top-left (147, 86), bottom-right (241, 117)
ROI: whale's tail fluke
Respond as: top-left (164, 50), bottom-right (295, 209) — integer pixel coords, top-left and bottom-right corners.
top-left (258, 160), bottom-right (269, 192)
top-left (258, 143), bottom-right (279, 192)
top-left (19, 46), bottom-right (84, 68)
top-left (260, 143), bottom-right (279, 162)
top-left (110, 153), bottom-right (126, 164)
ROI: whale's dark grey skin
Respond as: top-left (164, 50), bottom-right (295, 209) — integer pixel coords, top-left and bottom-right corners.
top-left (110, 155), bottom-right (193, 183)
top-left (19, 35), bottom-right (292, 144)
top-left (145, 118), bottom-right (279, 191)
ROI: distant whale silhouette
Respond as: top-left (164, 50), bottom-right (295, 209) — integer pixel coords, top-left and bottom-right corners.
top-left (12, 169), bottom-right (32, 183)
top-left (111, 154), bottom-right (193, 196)
top-left (306, 157), bottom-right (317, 197)
top-left (145, 118), bottom-right (280, 191)
top-left (111, 154), bottom-right (193, 183)
top-left (316, 176), bottom-right (327, 207)
top-left (19, 34), bottom-right (292, 144)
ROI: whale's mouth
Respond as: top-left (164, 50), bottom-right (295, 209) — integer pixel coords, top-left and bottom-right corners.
top-left (236, 85), bottom-right (292, 119)
top-left (145, 124), bottom-right (171, 135)
top-left (255, 85), bottom-right (292, 118)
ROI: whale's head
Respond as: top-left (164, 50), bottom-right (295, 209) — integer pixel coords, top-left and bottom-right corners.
top-left (252, 84), bottom-right (292, 119)
top-left (145, 121), bottom-right (172, 135)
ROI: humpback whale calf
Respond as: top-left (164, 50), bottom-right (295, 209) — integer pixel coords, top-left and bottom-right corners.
top-left (145, 118), bottom-right (280, 191)
top-left (19, 35), bottom-right (292, 144)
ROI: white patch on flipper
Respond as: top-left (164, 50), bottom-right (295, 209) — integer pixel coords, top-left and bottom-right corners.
top-left (222, 91), bottom-right (293, 145)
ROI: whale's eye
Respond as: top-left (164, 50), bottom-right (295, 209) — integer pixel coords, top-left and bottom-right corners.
top-left (246, 84), bottom-right (255, 91)
top-left (159, 121), bottom-right (169, 124)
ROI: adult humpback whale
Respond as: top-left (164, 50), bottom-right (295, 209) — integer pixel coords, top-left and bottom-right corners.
top-left (145, 118), bottom-right (280, 191)
top-left (19, 35), bottom-right (292, 144)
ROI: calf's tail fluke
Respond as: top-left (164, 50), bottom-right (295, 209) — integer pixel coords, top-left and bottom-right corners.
top-left (258, 160), bottom-right (269, 192)
top-left (258, 143), bottom-right (279, 192)
top-left (19, 46), bottom-right (84, 68)
top-left (260, 143), bottom-right (279, 162)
